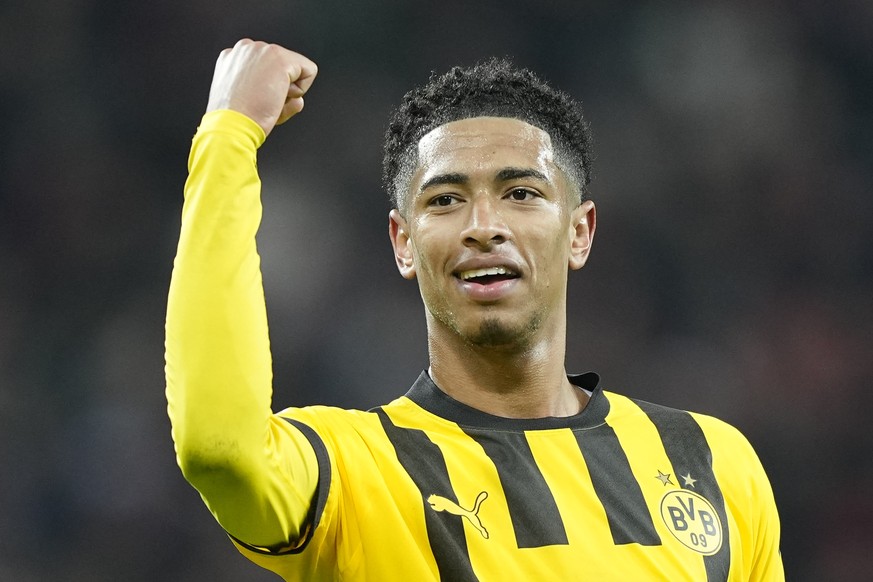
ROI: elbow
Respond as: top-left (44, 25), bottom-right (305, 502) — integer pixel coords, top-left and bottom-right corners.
top-left (175, 438), bottom-right (249, 493)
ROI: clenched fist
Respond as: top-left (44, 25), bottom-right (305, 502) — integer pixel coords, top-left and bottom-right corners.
top-left (206, 39), bottom-right (318, 137)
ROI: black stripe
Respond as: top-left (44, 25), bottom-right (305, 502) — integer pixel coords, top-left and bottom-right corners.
top-left (375, 409), bottom-right (479, 582)
top-left (636, 401), bottom-right (731, 581)
top-left (230, 418), bottom-right (332, 555)
top-left (573, 424), bottom-right (662, 546)
top-left (463, 429), bottom-right (568, 548)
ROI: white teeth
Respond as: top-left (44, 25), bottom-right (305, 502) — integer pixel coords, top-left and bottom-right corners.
top-left (460, 266), bottom-right (512, 280)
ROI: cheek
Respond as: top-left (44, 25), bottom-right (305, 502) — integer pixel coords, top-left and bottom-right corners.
top-left (410, 220), bottom-right (453, 271)
top-left (411, 234), bottom-right (443, 279)
top-left (531, 232), bottom-right (571, 279)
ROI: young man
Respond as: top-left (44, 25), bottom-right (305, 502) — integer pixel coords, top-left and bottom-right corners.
top-left (166, 39), bottom-right (783, 581)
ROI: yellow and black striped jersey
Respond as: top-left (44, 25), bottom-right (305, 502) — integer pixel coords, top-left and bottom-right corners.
top-left (166, 110), bottom-right (783, 581)
top-left (233, 372), bottom-right (782, 581)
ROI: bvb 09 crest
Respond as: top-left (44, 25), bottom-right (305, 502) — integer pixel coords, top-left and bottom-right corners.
top-left (659, 489), bottom-right (723, 555)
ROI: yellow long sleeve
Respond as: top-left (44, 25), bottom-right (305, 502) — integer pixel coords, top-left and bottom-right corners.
top-left (165, 110), bottom-right (318, 548)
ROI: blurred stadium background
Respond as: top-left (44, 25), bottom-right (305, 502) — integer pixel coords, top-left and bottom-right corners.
top-left (1, 0), bottom-right (871, 579)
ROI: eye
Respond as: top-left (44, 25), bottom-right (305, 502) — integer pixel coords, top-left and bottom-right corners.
top-left (429, 194), bottom-right (458, 207)
top-left (506, 188), bottom-right (538, 201)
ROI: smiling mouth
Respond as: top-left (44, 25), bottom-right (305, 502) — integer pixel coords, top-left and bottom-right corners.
top-left (457, 266), bottom-right (519, 285)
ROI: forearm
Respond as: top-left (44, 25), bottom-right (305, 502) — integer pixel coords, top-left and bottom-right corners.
top-left (165, 110), bottom-right (316, 545)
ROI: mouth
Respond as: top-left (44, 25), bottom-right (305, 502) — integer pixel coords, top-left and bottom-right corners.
top-left (456, 266), bottom-right (520, 286)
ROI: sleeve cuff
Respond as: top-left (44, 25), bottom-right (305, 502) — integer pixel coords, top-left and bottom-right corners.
top-left (196, 109), bottom-right (267, 150)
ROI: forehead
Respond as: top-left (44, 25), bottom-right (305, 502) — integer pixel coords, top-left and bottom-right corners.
top-left (414, 117), bottom-right (556, 179)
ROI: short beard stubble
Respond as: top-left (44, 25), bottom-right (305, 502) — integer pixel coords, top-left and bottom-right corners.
top-left (446, 308), bottom-right (547, 353)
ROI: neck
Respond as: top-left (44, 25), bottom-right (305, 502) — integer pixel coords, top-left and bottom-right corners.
top-left (425, 317), bottom-right (587, 418)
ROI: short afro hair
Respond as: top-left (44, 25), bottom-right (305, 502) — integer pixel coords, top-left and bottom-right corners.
top-left (382, 57), bottom-right (594, 211)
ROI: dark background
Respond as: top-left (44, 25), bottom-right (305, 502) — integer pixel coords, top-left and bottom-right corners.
top-left (1, 0), bottom-right (871, 579)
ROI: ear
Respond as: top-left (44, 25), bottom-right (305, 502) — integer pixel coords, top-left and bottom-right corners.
top-left (389, 209), bottom-right (416, 279)
top-left (568, 200), bottom-right (596, 270)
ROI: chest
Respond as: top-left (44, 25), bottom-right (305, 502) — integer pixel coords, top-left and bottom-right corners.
top-left (334, 420), bottom-right (736, 581)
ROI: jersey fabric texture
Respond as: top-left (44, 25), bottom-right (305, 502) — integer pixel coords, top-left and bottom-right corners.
top-left (166, 111), bottom-right (784, 581)
top-left (238, 373), bottom-right (782, 581)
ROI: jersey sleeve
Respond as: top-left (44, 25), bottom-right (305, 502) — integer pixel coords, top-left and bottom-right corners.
top-left (744, 442), bottom-right (784, 581)
top-left (165, 110), bottom-right (322, 550)
top-left (695, 414), bottom-right (785, 581)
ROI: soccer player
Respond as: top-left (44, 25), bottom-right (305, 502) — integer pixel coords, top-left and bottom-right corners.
top-left (166, 39), bottom-right (784, 581)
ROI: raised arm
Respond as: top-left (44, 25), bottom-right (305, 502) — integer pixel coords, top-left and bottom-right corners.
top-left (165, 40), bottom-right (320, 549)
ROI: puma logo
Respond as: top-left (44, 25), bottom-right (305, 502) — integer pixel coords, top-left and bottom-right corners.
top-left (427, 491), bottom-right (489, 539)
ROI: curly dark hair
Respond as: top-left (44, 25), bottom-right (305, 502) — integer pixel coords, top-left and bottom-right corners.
top-left (382, 58), bottom-right (594, 211)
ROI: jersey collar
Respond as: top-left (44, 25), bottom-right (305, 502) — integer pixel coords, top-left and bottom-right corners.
top-left (403, 370), bottom-right (609, 431)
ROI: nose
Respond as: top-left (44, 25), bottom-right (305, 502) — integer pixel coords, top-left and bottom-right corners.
top-left (460, 194), bottom-right (510, 249)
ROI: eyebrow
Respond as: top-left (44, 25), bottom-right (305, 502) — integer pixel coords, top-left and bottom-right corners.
top-left (419, 172), bottom-right (468, 193)
top-left (496, 167), bottom-right (549, 183)
top-left (418, 167), bottom-right (550, 194)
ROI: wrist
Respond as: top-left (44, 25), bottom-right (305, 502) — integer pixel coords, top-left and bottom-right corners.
top-left (197, 110), bottom-right (267, 149)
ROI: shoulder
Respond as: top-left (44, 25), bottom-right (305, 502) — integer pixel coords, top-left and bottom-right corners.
top-left (274, 396), bottom-right (416, 442)
top-left (605, 391), bottom-right (765, 475)
top-left (276, 404), bottom-right (378, 434)
top-left (687, 411), bottom-right (756, 454)
top-left (607, 392), bottom-right (752, 446)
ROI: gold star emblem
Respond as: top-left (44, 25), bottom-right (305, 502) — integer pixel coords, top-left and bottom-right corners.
top-left (681, 473), bottom-right (697, 488)
top-left (656, 470), bottom-right (674, 486)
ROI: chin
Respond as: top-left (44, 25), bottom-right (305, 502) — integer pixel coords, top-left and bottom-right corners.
top-left (465, 318), bottom-right (532, 349)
